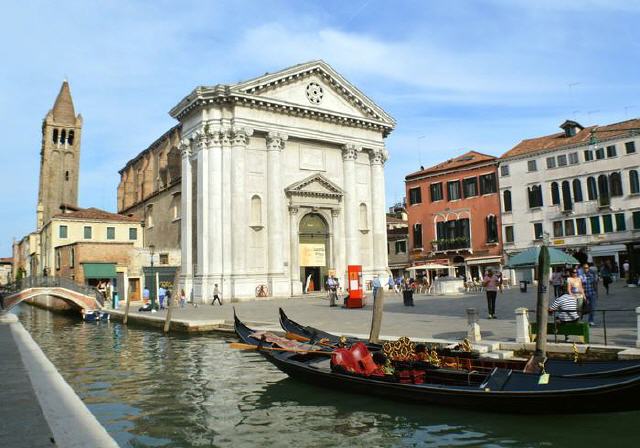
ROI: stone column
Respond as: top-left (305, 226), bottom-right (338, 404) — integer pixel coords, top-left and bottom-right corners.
top-left (467, 308), bottom-right (481, 342)
top-left (207, 130), bottom-right (223, 278)
top-left (179, 139), bottom-right (193, 291)
top-left (370, 148), bottom-right (388, 273)
top-left (515, 307), bottom-right (531, 343)
top-left (230, 127), bottom-right (253, 280)
top-left (267, 132), bottom-right (287, 275)
top-left (289, 206), bottom-right (300, 292)
top-left (342, 144), bottom-right (360, 266)
top-left (331, 209), bottom-right (341, 278)
top-left (194, 131), bottom-right (209, 287)
top-left (221, 130), bottom-right (233, 295)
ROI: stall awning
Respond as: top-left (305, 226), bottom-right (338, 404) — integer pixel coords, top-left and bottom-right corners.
top-left (465, 256), bottom-right (502, 266)
top-left (82, 263), bottom-right (116, 279)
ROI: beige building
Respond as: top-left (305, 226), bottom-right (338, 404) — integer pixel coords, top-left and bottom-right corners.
top-left (0, 258), bottom-right (13, 285)
top-left (386, 207), bottom-right (409, 277)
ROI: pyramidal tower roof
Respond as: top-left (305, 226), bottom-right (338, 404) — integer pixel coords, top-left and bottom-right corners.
top-left (51, 80), bottom-right (77, 123)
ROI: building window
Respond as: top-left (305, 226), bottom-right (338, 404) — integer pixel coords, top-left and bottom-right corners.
top-left (630, 170), bottom-right (640, 194)
top-left (129, 227), bottom-right (138, 240)
top-left (55, 249), bottom-right (61, 270)
top-left (505, 225), bottom-right (514, 243)
top-left (546, 157), bottom-right (556, 169)
top-left (447, 180), bottom-right (461, 201)
top-left (159, 253), bottom-right (169, 265)
top-left (503, 190), bottom-right (512, 212)
top-left (395, 240), bottom-right (407, 254)
top-left (409, 187), bottom-right (422, 205)
top-left (68, 130), bottom-right (74, 145)
top-left (359, 203), bottom-right (368, 230)
top-left (576, 218), bottom-right (587, 235)
top-left (551, 182), bottom-right (560, 205)
top-left (52, 128), bottom-right (58, 144)
top-left (251, 195), bottom-right (263, 227)
top-left (633, 211), bottom-right (640, 230)
top-left (486, 215), bottom-right (498, 243)
top-left (106, 227), bottom-right (115, 240)
top-left (83, 226), bottom-right (92, 239)
top-left (626, 141), bottom-right (636, 154)
top-left (435, 218), bottom-right (470, 247)
top-left (610, 172), bottom-right (623, 197)
top-left (533, 223), bottom-right (543, 240)
top-left (479, 173), bottom-right (497, 194)
top-left (528, 185), bottom-right (543, 208)
top-left (587, 177), bottom-right (598, 200)
top-left (597, 175), bottom-right (609, 200)
top-left (59, 225), bottom-right (68, 239)
top-left (595, 147), bottom-right (605, 160)
top-left (573, 179), bottom-right (583, 202)
top-left (429, 183), bottom-right (442, 202)
top-left (527, 160), bottom-right (537, 172)
top-left (606, 145), bottom-right (617, 158)
top-left (462, 177), bottom-right (478, 198)
top-left (500, 165), bottom-right (509, 177)
top-left (569, 152), bottom-right (579, 165)
top-left (65, 171), bottom-right (69, 181)
top-left (171, 194), bottom-right (181, 220)
top-left (564, 220), bottom-right (575, 236)
top-left (70, 248), bottom-right (75, 268)
top-left (146, 205), bottom-right (154, 227)
top-left (553, 221), bottom-right (563, 237)
top-left (413, 224), bottom-right (423, 249)
top-left (561, 180), bottom-right (573, 212)
top-left (590, 216), bottom-right (601, 234)
top-left (557, 154), bottom-right (568, 167)
top-left (584, 149), bottom-right (594, 161)
top-left (615, 213), bottom-right (626, 232)
top-left (602, 214), bottom-right (614, 233)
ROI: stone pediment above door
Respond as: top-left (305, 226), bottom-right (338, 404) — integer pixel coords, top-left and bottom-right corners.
top-left (285, 174), bottom-right (344, 202)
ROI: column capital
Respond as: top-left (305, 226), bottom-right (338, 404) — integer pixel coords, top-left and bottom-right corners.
top-left (267, 131), bottom-right (288, 151)
top-left (191, 130), bottom-right (209, 152)
top-left (231, 126), bottom-right (254, 146)
top-left (341, 144), bottom-right (360, 161)
top-left (179, 139), bottom-right (192, 159)
top-left (331, 208), bottom-right (341, 218)
top-left (370, 148), bottom-right (388, 165)
top-left (288, 205), bottom-right (299, 215)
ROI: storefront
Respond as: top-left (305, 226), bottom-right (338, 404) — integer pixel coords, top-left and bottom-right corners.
top-left (143, 266), bottom-right (178, 303)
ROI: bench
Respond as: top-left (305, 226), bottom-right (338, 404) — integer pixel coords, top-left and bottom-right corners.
top-left (529, 321), bottom-right (590, 344)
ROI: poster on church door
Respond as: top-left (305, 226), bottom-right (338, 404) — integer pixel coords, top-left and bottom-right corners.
top-left (299, 244), bottom-right (326, 267)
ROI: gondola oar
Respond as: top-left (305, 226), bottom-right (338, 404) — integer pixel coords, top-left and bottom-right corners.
top-left (229, 342), bottom-right (332, 355)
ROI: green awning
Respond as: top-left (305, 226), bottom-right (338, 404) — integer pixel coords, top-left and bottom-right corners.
top-left (504, 246), bottom-right (579, 269)
top-left (83, 263), bottom-right (117, 279)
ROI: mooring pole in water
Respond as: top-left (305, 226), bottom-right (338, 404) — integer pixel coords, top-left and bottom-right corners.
top-left (369, 287), bottom-right (384, 344)
top-left (530, 243), bottom-right (551, 372)
top-left (123, 290), bottom-right (131, 325)
top-left (163, 298), bottom-right (173, 333)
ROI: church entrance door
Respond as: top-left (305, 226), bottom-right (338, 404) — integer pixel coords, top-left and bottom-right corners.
top-left (299, 213), bottom-right (329, 293)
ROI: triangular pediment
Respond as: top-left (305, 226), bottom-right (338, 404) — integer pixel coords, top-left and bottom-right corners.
top-left (231, 60), bottom-right (395, 126)
top-left (285, 173), bottom-right (343, 199)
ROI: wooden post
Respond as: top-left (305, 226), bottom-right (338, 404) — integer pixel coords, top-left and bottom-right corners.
top-left (163, 296), bottom-right (173, 333)
top-left (123, 287), bottom-right (131, 325)
top-left (530, 244), bottom-right (551, 370)
top-left (369, 287), bottom-right (384, 343)
top-left (163, 268), bottom-right (180, 334)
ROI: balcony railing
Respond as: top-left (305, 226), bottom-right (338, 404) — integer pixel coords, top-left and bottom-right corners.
top-left (432, 238), bottom-right (471, 251)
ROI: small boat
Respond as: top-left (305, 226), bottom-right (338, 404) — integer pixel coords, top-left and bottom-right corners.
top-left (235, 313), bottom-right (640, 414)
top-left (82, 310), bottom-right (110, 322)
top-left (278, 308), bottom-right (640, 378)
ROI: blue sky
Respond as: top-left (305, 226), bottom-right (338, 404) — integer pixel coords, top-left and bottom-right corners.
top-left (2, 0), bottom-right (640, 256)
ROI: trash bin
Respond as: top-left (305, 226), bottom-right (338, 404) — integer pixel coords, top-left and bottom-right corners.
top-left (519, 281), bottom-right (528, 293)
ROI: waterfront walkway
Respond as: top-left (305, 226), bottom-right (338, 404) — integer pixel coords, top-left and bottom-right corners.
top-left (118, 280), bottom-right (639, 347)
top-left (0, 314), bottom-right (118, 448)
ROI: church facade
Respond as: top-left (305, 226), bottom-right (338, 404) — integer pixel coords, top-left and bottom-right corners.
top-left (170, 61), bottom-right (396, 301)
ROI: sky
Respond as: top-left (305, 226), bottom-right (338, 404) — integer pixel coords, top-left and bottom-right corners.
top-left (2, 0), bottom-right (640, 256)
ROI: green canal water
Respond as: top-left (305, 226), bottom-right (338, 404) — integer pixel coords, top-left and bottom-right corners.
top-left (16, 305), bottom-right (640, 447)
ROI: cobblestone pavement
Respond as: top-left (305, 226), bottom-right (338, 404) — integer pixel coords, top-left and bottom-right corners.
top-left (128, 281), bottom-right (639, 346)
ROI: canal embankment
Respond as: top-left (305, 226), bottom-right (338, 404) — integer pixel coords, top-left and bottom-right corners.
top-left (0, 313), bottom-right (118, 448)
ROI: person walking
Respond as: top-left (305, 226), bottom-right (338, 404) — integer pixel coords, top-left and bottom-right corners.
top-left (143, 286), bottom-right (150, 305)
top-left (600, 262), bottom-right (612, 295)
top-left (327, 275), bottom-right (338, 307)
top-left (211, 284), bottom-right (222, 305)
top-left (482, 268), bottom-right (502, 319)
top-left (158, 286), bottom-right (166, 310)
top-left (579, 263), bottom-right (598, 326)
top-left (394, 275), bottom-right (403, 295)
top-left (402, 278), bottom-right (414, 306)
top-left (372, 275), bottom-right (381, 299)
top-left (179, 289), bottom-right (187, 308)
top-left (551, 268), bottom-right (563, 298)
top-left (623, 260), bottom-right (630, 284)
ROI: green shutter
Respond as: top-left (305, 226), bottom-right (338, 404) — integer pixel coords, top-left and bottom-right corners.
top-left (615, 213), bottom-right (626, 231)
top-left (82, 263), bottom-right (116, 279)
top-left (633, 212), bottom-right (640, 230)
top-left (590, 217), bottom-right (601, 234)
top-left (602, 215), bottom-right (613, 233)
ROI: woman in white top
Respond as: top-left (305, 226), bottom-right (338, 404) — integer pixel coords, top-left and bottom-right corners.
top-left (482, 269), bottom-right (502, 319)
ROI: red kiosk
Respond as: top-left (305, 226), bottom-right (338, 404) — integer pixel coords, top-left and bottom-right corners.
top-left (346, 265), bottom-right (365, 308)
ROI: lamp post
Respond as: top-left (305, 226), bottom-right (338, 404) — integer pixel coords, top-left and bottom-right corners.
top-left (149, 244), bottom-right (155, 268)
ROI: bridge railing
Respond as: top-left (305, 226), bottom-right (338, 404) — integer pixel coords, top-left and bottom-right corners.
top-left (0, 276), bottom-right (105, 308)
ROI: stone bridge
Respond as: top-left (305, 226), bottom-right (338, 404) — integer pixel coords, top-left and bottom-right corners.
top-left (0, 277), bottom-right (103, 314)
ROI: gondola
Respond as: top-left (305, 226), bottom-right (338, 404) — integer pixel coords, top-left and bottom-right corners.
top-left (278, 308), bottom-right (640, 378)
top-left (235, 313), bottom-right (640, 414)
top-left (82, 310), bottom-right (110, 322)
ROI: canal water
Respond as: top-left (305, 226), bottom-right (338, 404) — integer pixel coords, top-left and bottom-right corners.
top-left (15, 305), bottom-right (640, 447)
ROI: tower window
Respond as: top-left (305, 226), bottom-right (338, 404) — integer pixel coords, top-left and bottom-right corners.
top-left (68, 130), bottom-right (74, 145)
top-left (52, 129), bottom-right (58, 144)
top-left (60, 129), bottom-right (66, 144)
top-left (65, 171), bottom-right (69, 181)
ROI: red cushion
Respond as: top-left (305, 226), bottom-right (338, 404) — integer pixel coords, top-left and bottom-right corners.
top-left (331, 348), bottom-right (363, 374)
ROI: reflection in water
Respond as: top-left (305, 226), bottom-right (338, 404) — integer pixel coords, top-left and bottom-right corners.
top-left (15, 304), bottom-right (639, 448)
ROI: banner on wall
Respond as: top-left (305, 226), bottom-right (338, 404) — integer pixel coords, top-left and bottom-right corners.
top-left (299, 244), bottom-right (326, 267)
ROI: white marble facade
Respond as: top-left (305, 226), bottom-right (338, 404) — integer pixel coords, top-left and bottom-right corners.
top-left (170, 61), bottom-right (396, 301)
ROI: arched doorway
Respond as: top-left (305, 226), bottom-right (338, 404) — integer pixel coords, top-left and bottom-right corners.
top-left (299, 213), bottom-right (329, 292)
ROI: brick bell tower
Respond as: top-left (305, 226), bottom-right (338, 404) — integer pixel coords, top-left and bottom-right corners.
top-left (37, 80), bottom-right (82, 229)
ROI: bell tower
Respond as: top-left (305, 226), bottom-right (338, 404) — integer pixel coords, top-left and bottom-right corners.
top-left (37, 80), bottom-right (82, 228)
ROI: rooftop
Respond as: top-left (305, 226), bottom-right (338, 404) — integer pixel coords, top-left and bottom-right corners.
top-left (52, 207), bottom-right (141, 223)
top-left (406, 151), bottom-right (496, 180)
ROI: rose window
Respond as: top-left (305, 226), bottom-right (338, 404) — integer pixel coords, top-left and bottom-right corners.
top-left (306, 82), bottom-right (324, 104)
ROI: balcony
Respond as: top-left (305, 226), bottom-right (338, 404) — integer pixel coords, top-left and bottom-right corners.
top-left (431, 238), bottom-right (471, 252)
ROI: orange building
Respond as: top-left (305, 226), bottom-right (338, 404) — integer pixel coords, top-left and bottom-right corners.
top-left (405, 151), bottom-right (503, 280)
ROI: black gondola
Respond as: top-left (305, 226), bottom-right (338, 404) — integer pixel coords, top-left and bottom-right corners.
top-left (235, 313), bottom-right (640, 414)
top-left (278, 308), bottom-right (640, 378)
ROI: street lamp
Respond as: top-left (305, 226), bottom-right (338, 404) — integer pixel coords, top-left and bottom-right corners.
top-left (149, 244), bottom-right (155, 267)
